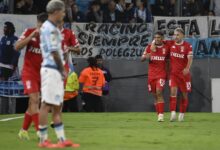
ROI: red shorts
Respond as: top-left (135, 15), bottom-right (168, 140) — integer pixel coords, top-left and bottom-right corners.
top-left (169, 74), bottom-right (191, 92)
top-left (148, 78), bottom-right (166, 93)
top-left (22, 76), bottom-right (41, 94)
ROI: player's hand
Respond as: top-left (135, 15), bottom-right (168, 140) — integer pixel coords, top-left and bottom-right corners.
top-left (61, 70), bottom-right (68, 80)
top-left (30, 29), bottom-right (39, 38)
top-left (183, 68), bottom-right (190, 75)
top-left (141, 55), bottom-right (146, 62)
top-left (150, 40), bottom-right (156, 52)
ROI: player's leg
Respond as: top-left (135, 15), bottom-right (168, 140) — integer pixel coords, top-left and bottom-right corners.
top-left (52, 104), bottom-right (80, 148)
top-left (19, 79), bottom-right (40, 140)
top-left (38, 102), bottom-right (52, 147)
top-left (148, 81), bottom-right (158, 115)
top-left (94, 95), bottom-right (104, 112)
top-left (155, 79), bottom-right (166, 122)
top-left (28, 92), bottom-right (40, 134)
top-left (178, 80), bottom-right (191, 121)
top-left (169, 77), bottom-right (178, 121)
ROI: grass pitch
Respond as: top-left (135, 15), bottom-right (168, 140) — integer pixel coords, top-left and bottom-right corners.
top-left (0, 113), bottom-right (220, 150)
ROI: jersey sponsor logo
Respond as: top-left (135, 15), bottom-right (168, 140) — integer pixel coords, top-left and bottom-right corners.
top-left (150, 56), bottom-right (166, 61)
top-left (170, 52), bottom-right (184, 58)
top-left (29, 47), bottom-right (41, 54)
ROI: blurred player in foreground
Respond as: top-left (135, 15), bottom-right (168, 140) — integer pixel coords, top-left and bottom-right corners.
top-left (38, 0), bottom-right (79, 148)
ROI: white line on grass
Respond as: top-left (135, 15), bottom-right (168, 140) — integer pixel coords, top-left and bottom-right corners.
top-left (0, 116), bottom-right (24, 122)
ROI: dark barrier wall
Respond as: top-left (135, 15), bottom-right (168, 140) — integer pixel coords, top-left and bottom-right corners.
top-left (74, 58), bottom-right (219, 112)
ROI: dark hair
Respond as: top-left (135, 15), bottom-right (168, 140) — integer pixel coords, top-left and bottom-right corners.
top-left (154, 31), bottom-right (164, 37)
top-left (4, 22), bottom-right (15, 34)
top-left (95, 54), bottom-right (103, 59)
top-left (87, 57), bottom-right (98, 69)
top-left (37, 12), bottom-right (48, 23)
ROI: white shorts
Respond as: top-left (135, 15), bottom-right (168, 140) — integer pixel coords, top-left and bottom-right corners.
top-left (41, 67), bottom-right (64, 106)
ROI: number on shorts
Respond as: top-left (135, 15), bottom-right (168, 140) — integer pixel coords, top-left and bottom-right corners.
top-left (160, 79), bottom-right (165, 87)
top-left (186, 82), bottom-right (191, 90)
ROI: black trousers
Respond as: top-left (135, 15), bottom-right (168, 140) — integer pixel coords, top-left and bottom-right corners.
top-left (63, 96), bottom-right (79, 112)
top-left (82, 93), bottom-right (104, 112)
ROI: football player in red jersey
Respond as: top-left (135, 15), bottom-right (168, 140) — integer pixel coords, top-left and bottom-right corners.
top-left (15, 13), bottom-right (48, 140)
top-left (141, 31), bottom-right (170, 122)
top-left (58, 20), bottom-right (80, 84)
top-left (169, 28), bottom-right (193, 122)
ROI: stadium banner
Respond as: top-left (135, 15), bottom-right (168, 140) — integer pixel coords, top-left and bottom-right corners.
top-left (208, 16), bottom-right (220, 37)
top-left (185, 37), bottom-right (220, 58)
top-left (72, 23), bottom-right (153, 60)
top-left (0, 14), bottom-right (37, 37)
top-left (153, 16), bottom-right (208, 38)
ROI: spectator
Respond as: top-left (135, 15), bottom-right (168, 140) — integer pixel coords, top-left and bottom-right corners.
top-left (209, 0), bottom-right (220, 16)
top-left (86, 1), bottom-right (103, 23)
top-left (63, 60), bottom-right (79, 112)
top-left (115, 0), bottom-right (126, 13)
top-left (134, 0), bottom-right (152, 23)
top-left (182, 0), bottom-right (204, 16)
top-left (0, 0), bottom-right (9, 13)
top-left (63, 0), bottom-right (76, 22)
top-left (124, 1), bottom-right (135, 23)
top-left (151, 0), bottom-right (167, 16)
top-left (14, 0), bottom-right (34, 14)
top-left (71, 3), bottom-right (85, 22)
top-left (79, 57), bottom-right (105, 112)
top-left (208, 10), bottom-right (215, 16)
top-left (99, 0), bottom-right (110, 13)
top-left (103, 0), bottom-right (124, 23)
top-left (0, 22), bottom-right (19, 81)
top-left (95, 55), bottom-right (112, 95)
top-left (166, 0), bottom-right (177, 16)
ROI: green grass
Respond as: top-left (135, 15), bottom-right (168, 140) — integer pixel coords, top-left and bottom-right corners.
top-left (0, 113), bottom-right (220, 150)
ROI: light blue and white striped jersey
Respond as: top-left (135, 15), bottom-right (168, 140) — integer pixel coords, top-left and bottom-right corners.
top-left (40, 20), bottom-right (63, 69)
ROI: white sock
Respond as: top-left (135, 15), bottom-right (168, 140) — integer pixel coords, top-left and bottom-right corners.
top-left (39, 125), bottom-right (48, 143)
top-left (54, 123), bottom-right (66, 142)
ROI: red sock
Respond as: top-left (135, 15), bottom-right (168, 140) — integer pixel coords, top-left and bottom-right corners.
top-left (32, 113), bottom-right (39, 131)
top-left (180, 99), bottom-right (189, 113)
top-left (154, 103), bottom-right (159, 114)
top-left (157, 102), bottom-right (164, 114)
top-left (170, 97), bottom-right (177, 112)
top-left (22, 112), bottom-right (32, 130)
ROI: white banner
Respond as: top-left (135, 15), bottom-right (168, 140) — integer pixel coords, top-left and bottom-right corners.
top-left (154, 16), bottom-right (208, 38)
top-left (208, 16), bottom-right (220, 37)
top-left (72, 23), bottom-right (153, 60)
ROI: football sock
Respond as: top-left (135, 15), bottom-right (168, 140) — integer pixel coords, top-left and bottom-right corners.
top-left (22, 112), bottom-right (32, 130)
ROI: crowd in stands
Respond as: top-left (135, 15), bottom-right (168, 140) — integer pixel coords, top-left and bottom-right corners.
top-left (0, 0), bottom-right (217, 23)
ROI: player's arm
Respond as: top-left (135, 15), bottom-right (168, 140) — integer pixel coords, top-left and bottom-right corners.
top-left (150, 40), bottom-right (156, 52)
top-left (183, 45), bottom-right (193, 75)
top-left (15, 29), bottom-right (39, 51)
top-left (141, 46), bottom-right (151, 62)
top-left (68, 46), bottom-right (80, 54)
top-left (51, 51), bottom-right (66, 78)
top-left (68, 31), bottom-right (80, 54)
top-left (48, 30), bottom-right (66, 79)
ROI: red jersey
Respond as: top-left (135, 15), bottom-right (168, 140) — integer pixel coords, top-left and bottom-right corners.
top-left (145, 44), bottom-right (169, 82)
top-left (19, 28), bottom-right (42, 79)
top-left (61, 28), bottom-right (79, 53)
top-left (169, 41), bottom-right (192, 77)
